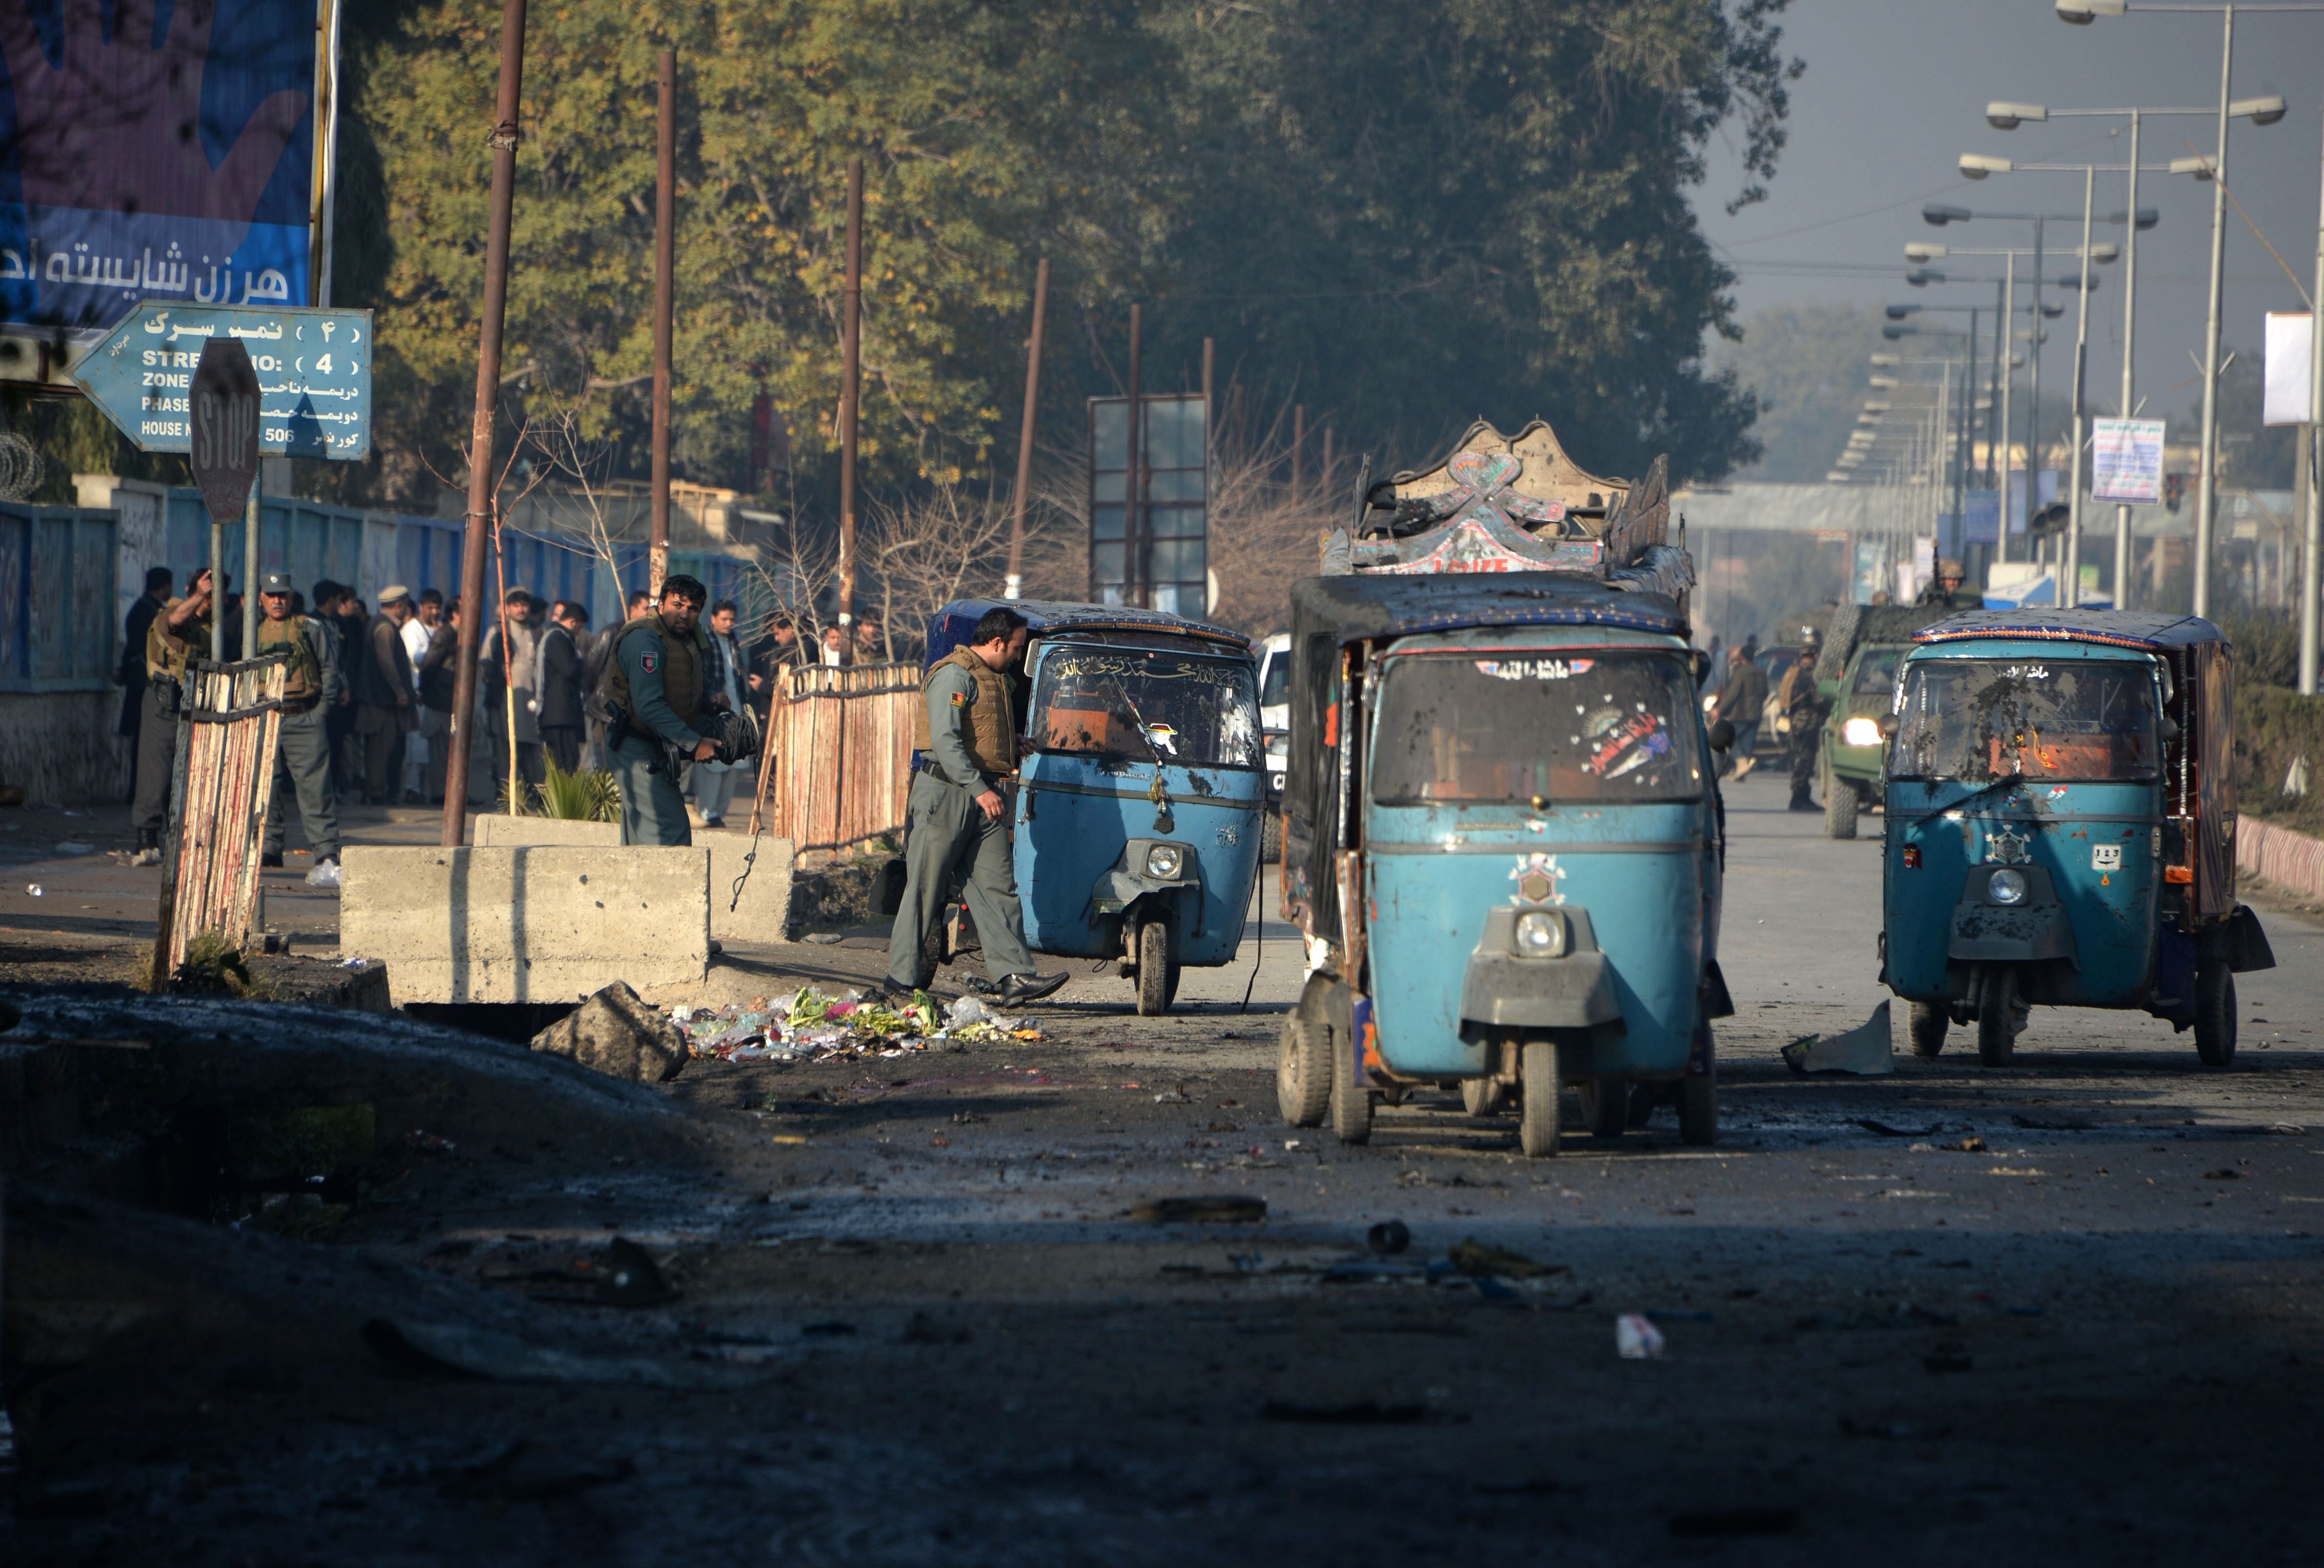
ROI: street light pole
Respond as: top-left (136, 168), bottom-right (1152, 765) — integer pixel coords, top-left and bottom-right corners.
top-left (2066, 168), bottom-right (2096, 607)
top-left (2303, 110), bottom-right (2324, 694)
top-left (2192, 5), bottom-right (2236, 617)
top-left (2118, 110), bottom-right (2142, 609)
top-left (2028, 216), bottom-right (2046, 562)
top-left (2000, 253), bottom-right (2016, 560)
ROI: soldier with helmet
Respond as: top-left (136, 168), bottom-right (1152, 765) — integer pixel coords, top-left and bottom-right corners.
top-left (253, 572), bottom-right (344, 876)
top-left (1776, 628), bottom-right (1828, 813)
top-left (1916, 557), bottom-right (1977, 610)
top-left (596, 574), bottom-right (721, 847)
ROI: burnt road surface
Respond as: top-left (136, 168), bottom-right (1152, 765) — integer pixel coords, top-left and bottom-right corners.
top-left (7, 769), bottom-right (2324, 1564)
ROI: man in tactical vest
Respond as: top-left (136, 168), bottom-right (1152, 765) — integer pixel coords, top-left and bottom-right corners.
top-left (882, 606), bottom-right (1067, 1005)
top-left (598, 574), bottom-right (719, 846)
top-left (130, 567), bottom-right (218, 863)
top-left (254, 573), bottom-right (345, 874)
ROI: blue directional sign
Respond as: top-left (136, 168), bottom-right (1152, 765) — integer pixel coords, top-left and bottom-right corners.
top-left (70, 305), bottom-right (373, 461)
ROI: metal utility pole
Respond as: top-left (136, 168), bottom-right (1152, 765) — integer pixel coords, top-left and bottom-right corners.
top-left (2118, 110), bottom-right (2143, 611)
top-left (1988, 277), bottom-right (2006, 486)
top-left (1201, 337), bottom-right (1215, 419)
top-left (2026, 216), bottom-right (2046, 563)
top-left (2193, 7), bottom-right (2236, 617)
top-left (2303, 110), bottom-right (2324, 694)
top-left (1005, 256), bottom-right (1049, 602)
top-left (648, 49), bottom-right (676, 601)
top-left (838, 156), bottom-right (863, 632)
top-left (1124, 303), bottom-right (1143, 606)
top-left (1999, 253), bottom-right (2016, 560)
top-left (442, 0), bottom-right (528, 849)
top-left (1292, 403), bottom-right (1307, 505)
top-left (1955, 305), bottom-right (1978, 534)
top-left (2065, 169), bottom-right (2095, 608)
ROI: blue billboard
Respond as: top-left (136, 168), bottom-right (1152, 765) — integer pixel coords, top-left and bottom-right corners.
top-left (0, 1), bottom-right (321, 341)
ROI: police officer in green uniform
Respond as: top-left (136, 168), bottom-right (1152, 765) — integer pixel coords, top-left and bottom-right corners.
top-left (130, 567), bottom-right (217, 863)
top-left (598, 574), bottom-right (718, 847)
top-left (254, 573), bottom-right (344, 872)
top-left (882, 606), bottom-right (1066, 1004)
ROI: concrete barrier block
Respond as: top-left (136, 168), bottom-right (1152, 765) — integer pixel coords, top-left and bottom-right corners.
top-left (340, 847), bottom-right (708, 1004)
top-left (705, 835), bottom-right (795, 946)
top-left (473, 816), bottom-right (622, 849)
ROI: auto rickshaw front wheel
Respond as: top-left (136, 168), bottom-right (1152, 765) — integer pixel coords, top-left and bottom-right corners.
top-left (1975, 966), bottom-right (2022, 1066)
top-left (2193, 959), bottom-right (2237, 1068)
top-left (1461, 1077), bottom-right (1507, 1118)
top-left (1133, 919), bottom-right (1180, 1016)
top-left (1518, 1038), bottom-right (1561, 1158)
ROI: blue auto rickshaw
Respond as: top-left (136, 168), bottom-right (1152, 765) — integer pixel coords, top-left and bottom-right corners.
top-left (1881, 610), bottom-right (2274, 1066)
top-left (921, 599), bottom-right (1267, 1014)
top-left (1272, 572), bottom-right (1735, 1156)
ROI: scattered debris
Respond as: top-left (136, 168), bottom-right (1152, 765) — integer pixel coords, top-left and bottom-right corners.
top-left (1781, 1001), bottom-right (1894, 1076)
top-left (362, 1318), bottom-right (701, 1387)
top-left (53, 840), bottom-right (93, 856)
top-left (2203, 1168), bottom-right (2243, 1181)
top-left (1448, 1238), bottom-right (1562, 1280)
top-left (659, 987), bottom-right (1031, 1065)
top-left (596, 1237), bottom-right (677, 1306)
top-left (25, 883), bottom-right (39, 896)
top-left (1946, 1136), bottom-right (1988, 1153)
top-left (304, 858), bottom-right (342, 889)
top-left (1858, 1119), bottom-right (1939, 1138)
top-left (1616, 1313), bottom-right (1666, 1359)
top-left (531, 981), bottom-right (689, 1083)
top-left (1131, 1195), bottom-right (1267, 1224)
top-left (1367, 1219), bottom-right (1411, 1256)
top-left (801, 931), bottom-right (844, 944)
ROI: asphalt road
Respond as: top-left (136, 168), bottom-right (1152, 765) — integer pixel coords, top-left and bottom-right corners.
top-left (9, 769), bottom-right (2324, 1563)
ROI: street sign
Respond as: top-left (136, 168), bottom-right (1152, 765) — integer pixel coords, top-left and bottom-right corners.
top-left (2091, 418), bottom-right (2166, 505)
top-left (191, 338), bottom-right (260, 527)
top-left (70, 305), bottom-right (373, 460)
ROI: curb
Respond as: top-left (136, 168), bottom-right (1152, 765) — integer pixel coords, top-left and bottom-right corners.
top-left (2238, 816), bottom-right (2324, 906)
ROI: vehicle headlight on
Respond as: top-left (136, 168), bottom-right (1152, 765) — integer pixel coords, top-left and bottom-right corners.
top-left (1513, 911), bottom-right (1564, 958)
top-left (1842, 717), bottom-right (1884, 748)
top-left (1988, 868), bottom-right (2028, 905)
top-left (1145, 843), bottom-right (1186, 879)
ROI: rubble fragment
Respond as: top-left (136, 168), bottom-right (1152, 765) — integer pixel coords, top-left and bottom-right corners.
top-left (531, 981), bottom-right (689, 1083)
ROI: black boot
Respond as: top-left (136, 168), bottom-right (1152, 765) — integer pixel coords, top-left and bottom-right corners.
top-left (1788, 790), bottom-right (1817, 812)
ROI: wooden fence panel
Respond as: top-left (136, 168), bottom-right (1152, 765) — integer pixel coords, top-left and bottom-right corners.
top-left (769, 662), bottom-right (921, 855)
top-left (151, 653), bottom-right (288, 984)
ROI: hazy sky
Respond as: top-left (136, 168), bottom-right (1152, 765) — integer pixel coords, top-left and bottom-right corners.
top-left (1695, 0), bottom-right (2322, 429)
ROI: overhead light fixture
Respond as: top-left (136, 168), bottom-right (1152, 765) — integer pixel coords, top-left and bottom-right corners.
top-left (1986, 102), bottom-right (2047, 130)
top-left (2231, 95), bottom-right (2287, 126)
top-left (1886, 304), bottom-right (1919, 320)
top-left (1905, 241), bottom-right (1946, 262)
top-left (2171, 154), bottom-right (2215, 180)
top-left (1923, 203), bottom-right (1973, 226)
top-left (1959, 153), bottom-right (2011, 180)
top-left (1869, 354), bottom-right (1902, 367)
top-left (1869, 375), bottom-right (1901, 388)
top-left (2056, 0), bottom-right (2125, 24)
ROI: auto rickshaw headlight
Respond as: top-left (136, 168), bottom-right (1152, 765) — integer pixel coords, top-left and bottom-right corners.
top-left (1513, 911), bottom-right (1564, 958)
top-left (1145, 843), bottom-right (1186, 879)
top-left (1842, 717), bottom-right (1884, 748)
top-left (1988, 868), bottom-right (2028, 905)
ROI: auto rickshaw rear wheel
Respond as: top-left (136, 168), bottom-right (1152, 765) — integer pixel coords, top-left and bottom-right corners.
top-left (1975, 966), bottom-right (2020, 1066)
top-left (1276, 1014), bottom-right (1331, 1127)
top-left (1261, 812), bottom-right (1282, 864)
top-left (1461, 1077), bottom-right (1506, 1118)
top-left (1907, 1001), bottom-right (1949, 1057)
top-left (1330, 1032), bottom-right (1374, 1145)
top-left (1518, 1038), bottom-right (1561, 1158)
top-left (1677, 1020), bottom-right (1718, 1146)
top-left (1134, 919), bottom-right (1177, 1016)
top-left (1577, 1078), bottom-right (1626, 1144)
top-left (2193, 959), bottom-right (2237, 1068)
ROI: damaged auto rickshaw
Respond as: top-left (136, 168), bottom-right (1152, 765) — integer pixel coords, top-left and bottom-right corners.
top-left (1880, 609), bottom-right (2274, 1066)
top-left (912, 598), bottom-right (1267, 1016)
top-left (1273, 572), bottom-right (1735, 1156)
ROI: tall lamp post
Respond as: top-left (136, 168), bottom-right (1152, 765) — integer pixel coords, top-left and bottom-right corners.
top-left (2054, 0), bottom-right (2311, 614)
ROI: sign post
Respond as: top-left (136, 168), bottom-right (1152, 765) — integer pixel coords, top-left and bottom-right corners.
top-left (190, 338), bottom-right (260, 661)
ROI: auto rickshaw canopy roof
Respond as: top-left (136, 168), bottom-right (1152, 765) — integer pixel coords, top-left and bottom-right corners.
top-left (1911, 609), bottom-right (2227, 654)
top-left (1287, 571), bottom-right (1687, 648)
top-left (924, 598), bottom-right (1251, 668)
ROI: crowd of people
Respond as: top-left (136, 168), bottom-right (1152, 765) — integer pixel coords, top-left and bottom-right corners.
top-left (115, 563), bottom-right (908, 868)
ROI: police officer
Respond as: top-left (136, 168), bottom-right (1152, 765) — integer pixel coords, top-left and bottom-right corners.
top-left (1776, 632), bottom-right (1827, 813)
top-left (130, 567), bottom-right (217, 863)
top-left (254, 573), bottom-right (344, 874)
top-left (882, 606), bottom-right (1066, 1005)
top-left (599, 574), bottom-right (719, 847)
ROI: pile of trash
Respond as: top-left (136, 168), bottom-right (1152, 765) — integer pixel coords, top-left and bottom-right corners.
top-left (666, 987), bottom-right (1040, 1064)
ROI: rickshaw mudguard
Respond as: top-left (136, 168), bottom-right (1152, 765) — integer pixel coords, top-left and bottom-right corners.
top-left (1948, 864), bottom-right (2079, 966)
top-left (1458, 905), bottom-right (1625, 1033)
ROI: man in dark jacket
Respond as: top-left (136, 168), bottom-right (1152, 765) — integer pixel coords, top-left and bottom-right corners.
top-left (537, 602), bottom-right (587, 774)
top-left (417, 597), bottom-right (461, 805)
top-left (355, 587), bottom-right (419, 805)
top-left (115, 565), bottom-right (173, 796)
top-left (1710, 647), bottom-right (1769, 782)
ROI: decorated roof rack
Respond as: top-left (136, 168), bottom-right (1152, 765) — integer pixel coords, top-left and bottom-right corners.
top-left (1320, 419), bottom-right (1692, 605)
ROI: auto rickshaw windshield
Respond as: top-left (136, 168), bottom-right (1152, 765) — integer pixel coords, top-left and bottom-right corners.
top-left (1030, 647), bottom-right (1261, 767)
top-left (1887, 657), bottom-right (2162, 782)
top-left (1370, 651), bottom-right (1705, 804)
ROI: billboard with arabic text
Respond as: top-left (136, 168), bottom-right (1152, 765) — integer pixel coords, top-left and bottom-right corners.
top-left (0, 0), bottom-right (322, 369)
